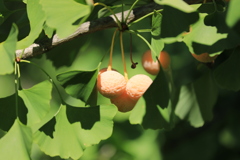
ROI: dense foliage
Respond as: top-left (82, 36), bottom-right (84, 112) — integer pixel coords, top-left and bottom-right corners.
top-left (0, 0), bottom-right (240, 159)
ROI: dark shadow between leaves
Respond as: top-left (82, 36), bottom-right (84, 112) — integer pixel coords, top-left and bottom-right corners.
top-left (0, 94), bottom-right (16, 131)
top-left (39, 117), bottom-right (56, 139)
top-left (0, 94), bottom-right (28, 131)
top-left (66, 105), bottom-right (100, 130)
top-left (142, 69), bottom-right (171, 129)
top-left (161, 5), bottom-right (199, 38)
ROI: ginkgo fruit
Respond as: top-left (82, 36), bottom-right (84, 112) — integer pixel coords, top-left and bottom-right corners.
top-left (126, 74), bottom-right (153, 101)
top-left (110, 74), bottom-right (152, 112)
top-left (97, 70), bottom-right (127, 98)
top-left (191, 52), bottom-right (217, 63)
top-left (142, 50), bottom-right (171, 75)
top-left (110, 90), bottom-right (137, 112)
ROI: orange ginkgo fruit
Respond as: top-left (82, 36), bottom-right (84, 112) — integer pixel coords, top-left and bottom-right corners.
top-left (97, 70), bottom-right (127, 98)
top-left (142, 50), bottom-right (170, 75)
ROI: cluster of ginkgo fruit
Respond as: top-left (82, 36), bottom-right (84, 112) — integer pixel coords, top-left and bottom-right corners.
top-left (96, 31), bottom-right (171, 112)
top-left (96, 24), bottom-right (217, 113)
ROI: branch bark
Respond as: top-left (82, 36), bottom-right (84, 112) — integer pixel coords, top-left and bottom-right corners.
top-left (15, 1), bottom-right (202, 59)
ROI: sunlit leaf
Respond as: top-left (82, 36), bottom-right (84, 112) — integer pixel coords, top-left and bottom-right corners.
top-left (0, 74), bottom-right (15, 98)
top-left (18, 80), bottom-right (52, 127)
top-left (151, 11), bottom-right (164, 57)
top-left (17, 0), bottom-right (46, 49)
top-left (40, 0), bottom-right (91, 38)
top-left (183, 13), bottom-right (228, 55)
top-left (155, 0), bottom-right (196, 13)
top-left (129, 97), bottom-right (145, 125)
top-left (0, 24), bottom-right (18, 75)
top-left (57, 68), bottom-right (98, 104)
top-left (0, 119), bottom-right (32, 160)
top-left (226, 0), bottom-right (240, 28)
top-left (34, 104), bottom-right (117, 159)
top-left (214, 47), bottom-right (240, 91)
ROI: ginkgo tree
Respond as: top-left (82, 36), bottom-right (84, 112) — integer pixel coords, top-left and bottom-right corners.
top-left (0, 0), bottom-right (240, 159)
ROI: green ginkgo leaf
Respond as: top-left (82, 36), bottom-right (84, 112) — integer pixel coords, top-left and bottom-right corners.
top-left (40, 0), bottom-right (91, 38)
top-left (226, 0), bottom-right (240, 28)
top-left (17, 0), bottom-right (47, 49)
top-left (0, 119), bottom-right (32, 160)
top-left (151, 11), bottom-right (164, 57)
top-left (57, 68), bottom-right (98, 104)
top-left (175, 70), bottom-right (218, 127)
top-left (18, 80), bottom-right (52, 127)
top-left (0, 24), bottom-right (18, 75)
top-left (34, 104), bottom-right (117, 159)
top-left (184, 13), bottom-right (227, 55)
top-left (136, 70), bottom-right (172, 129)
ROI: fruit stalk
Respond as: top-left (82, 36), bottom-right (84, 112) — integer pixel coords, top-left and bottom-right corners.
top-left (119, 32), bottom-right (128, 80)
top-left (108, 29), bottom-right (118, 71)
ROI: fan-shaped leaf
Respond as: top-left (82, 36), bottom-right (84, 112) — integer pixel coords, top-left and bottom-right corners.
top-left (175, 70), bottom-right (218, 127)
top-left (18, 80), bottom-right (52, 127)
top-left (0, 119), bottom-right (32, 160)
top-left (138, 70), bottom-right (172, 129)
top-left (57, 69), bottom-right (98, 104)
top-left (184, 13), bottom-right (227, 55)
top-left (40, 0), bottom-right (91, 38)
top-left (17, 0), bottom-right (46, 49)
top-left (34, 104), bottom-right (117, 159)
top-left (0, 24), bottom-right (18, 75)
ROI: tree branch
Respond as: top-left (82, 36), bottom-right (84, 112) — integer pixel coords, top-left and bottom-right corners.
top-left (15, 1), bottom-right (203, 59)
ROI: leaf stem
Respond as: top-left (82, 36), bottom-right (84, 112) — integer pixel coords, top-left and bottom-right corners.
top-left (128, 9), bottom-right (162, 27)
top-left (94, 2), bottom-right (122, 30)
top-left (108, 29), bottom-right (118, 71)
top-left (14, 62), bottom-right (19, 118)
top-left (119, 32), bottom-right (128, 80)
top-left (127, 30), bottom-right (157, 57)
top-left (124, 0), bottom-right (140, 23)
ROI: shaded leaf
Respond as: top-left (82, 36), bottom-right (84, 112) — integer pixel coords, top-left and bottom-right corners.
top-left (0, 119), bottom-right (32, 160)
top-left (214, 47), bottom-right (240, 91)
top-left (0, 24), bottom-right (18, 75)
top-left (175, 70), bottom-right (218, 127)
top-left (34, 104), bottom-right (117, 159)
top-left (40, 0), bottom-right (91, 38)
top-left (57, 69), bottom-right (98, 104)
top-left (19, 80), bottom-right (52, 127)
top-left (17, 0), bottom-right (46, 49)
top-left (140, 70), bottom-right (172, 129)
top-left (144, 68), bottom-right (170, 109)
top-left (156, 0), bottom-right (199, 38)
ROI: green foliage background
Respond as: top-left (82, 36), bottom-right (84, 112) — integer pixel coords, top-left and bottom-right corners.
top-left (1, 0), bottom-right (240, 159)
